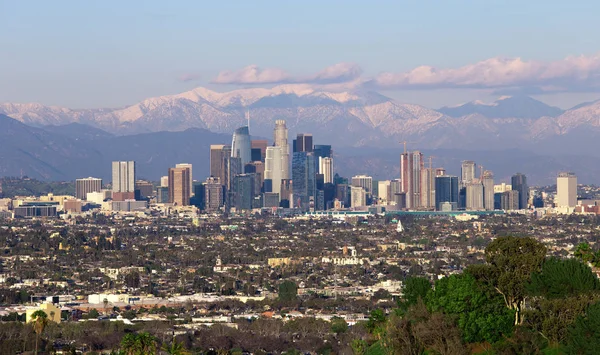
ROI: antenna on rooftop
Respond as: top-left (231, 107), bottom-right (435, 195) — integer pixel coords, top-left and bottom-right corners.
top-left (246, 109), bottom-right (250, 130)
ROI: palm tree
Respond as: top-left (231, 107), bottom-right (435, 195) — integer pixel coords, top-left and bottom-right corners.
top-left (120, 332), bottom-right (157, 355)
top-left (31, 310), bottom-right (48, 355)
top-left (161, 340), bottom-right (189, 355)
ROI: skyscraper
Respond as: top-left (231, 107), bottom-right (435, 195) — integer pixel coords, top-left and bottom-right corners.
top-left (466, 183), bottom-right (484, 210)
top-left (400, 151), bottom-right (424, 209)
top-left (293, 133), bottom-right (313, 153)
top-left (557, 172), bottom-right (577, 208)
top-left (210, 144), bottom-right (226, 179)
top-left (112, 161), bottom-right (135, 193)
top-left (320, 157), bottom-right (334, 184)
top-left (224, 156), bottom-right (242, 210)
top-left (274, 120), bottom-right (290, 179)
top-left (251, 140), bottom-right (268, 162)
top-left (231, 126), bottom-right (252, 166)
top-left (420, 168), bottom-right (436, 209)
top-left (378, 180), bottom-right (391, 205)
top-left (204, 177), bottom-right (223, 212)
top-left (175, 163), bottom-right (193, 196)
top-left (234, 174), bottom-right (255, 210)
top-left (314, 145), bottom-right (332, 159)
top-left (511, 173), bottom-right (529, 209)
top-left (160, 176), bottom-right (169, 187)
top-left (75, 177), bottom-right (102, 200)
top-left (265, 146), bottom-right (283, 197)
top-left (482, 170), bottom-right (495, 210)
top-left (435, 175), bottom-right (459, 211)
top-left (461, 160), bottom-right (476, 185)
top-left (292, 151), bottom-right (315, 210)
top-left (351, 186), bottom-right (367, 208)
top-left (351, 175), bottom-right (373, 195)
top-left (168, 166), bottom-right (191, 206)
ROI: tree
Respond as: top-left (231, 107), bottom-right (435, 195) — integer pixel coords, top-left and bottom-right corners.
top-left (125, 271), bottom-right (141, 289)
top-left (399, 277), bottom-right (431, 310)
top-left (120, 332), bottom-right (157, 355)
top-left (88, 308), bottom-right (100, 319)
top-left (574, 242), bottom-right (595, 264)
top-left (31, 310), bottom-right (48, 355)
top-left (278, 280), bottom-right (298, 302)
top-left (382, 301), bottom-right (466, 355)
top-left (477, 236), bottom-right (546, 325)
top-left (527, 257), bottom-right (599, 299)
top-left (426, 273), bottom-right (514, 343)
top-left (331, 317), bottom-right (349, 335)
top-left (162, 340), bottom-right (189, 355)
top-left (564, 301), bottom-right (600, 354)
top-left (524, 294), bottom-right (600, 345)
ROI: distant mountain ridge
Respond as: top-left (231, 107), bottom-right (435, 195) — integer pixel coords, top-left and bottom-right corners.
top-left (2, 114), bottom-right (600, 185)
top-left (1, 85), bottom-right (600, 154)
top-left (438, 96), bottom-right (564, 119)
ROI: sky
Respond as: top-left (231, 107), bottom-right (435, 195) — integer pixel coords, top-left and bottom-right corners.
top-left (2, 0), bottom-right (600, 109)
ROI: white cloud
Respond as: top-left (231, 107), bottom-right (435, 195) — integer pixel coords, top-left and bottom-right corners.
top-left (212, 65), bottom-right (290, 84)
top-left (211, 63), bottom-right (362, 85)
top-left (211, 55), bottom-right (600, 93)
top-left (370, 54), bottom-right (600, 92)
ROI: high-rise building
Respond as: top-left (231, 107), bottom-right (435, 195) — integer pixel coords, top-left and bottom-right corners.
top-left (481, 170), bottom-right (495, 210)
top-left (75, 177), bottom-right (102, 200)
top-left (351, 186), bottom-right (367, 208)
top-left (351, 175), bottom-right (373, 194)
top-left (293, 133), bottom-right (313, 153)
top-left (511, 173), bottom-right (529, 209)
top-left (112, 161), bottom-right (135, 193)
top-left (461, 160), bottom-right (476, 185)
top-left (160, 176), bottom-right (169, 188)
top-left (175, 163), bottom-right (193, 196)
top-left (204, 177), bottom-right (223, 212)
top-left (557, 172), bottom-right (577, 208)
top-left (224, 156), bottom-right (242, 210)
top-left (400, 151), bottom-right (424, 209)
top-left (466, 183), bottom-right (484, 210)
top-left (135, 180), bottom-right (154, 200)
top-left (210, 144), bottom-right (228, 181)
top-left (231, 126), bottom-right (252, 166)
top-left (190, 182), bottom-right (205, 209)
top-left (234, 174), bottom-right (255, 210)
top-left (168, 166), bottom-right (191, 206)
top-left (280, 179), bottom-right (293, 208)
top-left (156, 186), bottom-right (169, 203)
top-left (420, 168), bottom-right (435, 209)
top-left (292, 152), bottom-right (315, 210)
top-left (274, 120), bottom-right (290, 179)
top-left (435, 175), bottom-right (459, 211)
top-left (377, 180), bottom-right (391, 205)
top-left (500, 190), bottom-right (520, 210)
top-left (335, 184), bottom-right (350, 208)
top-left (251, 140), bottom-right (268, 162)
top-left (265, 146), bottom-right (283, 197)
top-left (314, 145), bottom-right (332, 159)
top-left (319, 157), bottom-right (334, 184)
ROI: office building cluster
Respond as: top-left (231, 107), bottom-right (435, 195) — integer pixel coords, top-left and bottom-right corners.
top-left (62, 119), bottom-right (583, 215)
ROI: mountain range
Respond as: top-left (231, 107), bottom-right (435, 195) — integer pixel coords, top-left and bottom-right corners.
top-left (2, 85), bottom-right (600, 184)
top-left (3, 85), bottom-right (599, 153)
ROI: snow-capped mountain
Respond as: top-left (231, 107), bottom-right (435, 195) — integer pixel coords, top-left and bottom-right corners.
top-left (438, 96), bottom-right (564, 119)
top-left (1, 86), bottom-right (599, 153)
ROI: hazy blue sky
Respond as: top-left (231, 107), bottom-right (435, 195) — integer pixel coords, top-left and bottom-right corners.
top-left (2, 0), bottom-right (600, 109)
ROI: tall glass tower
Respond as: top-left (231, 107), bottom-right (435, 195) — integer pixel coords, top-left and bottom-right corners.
top-left (231, 126), bottom-right (252, 166)
top-left (273, 120), bottom-right (290, 179)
